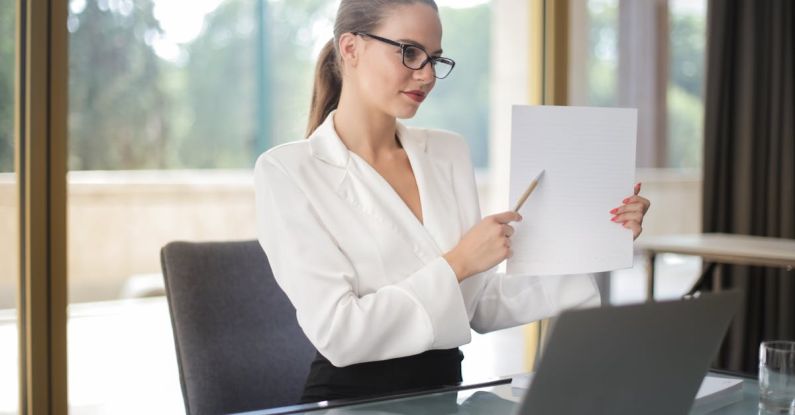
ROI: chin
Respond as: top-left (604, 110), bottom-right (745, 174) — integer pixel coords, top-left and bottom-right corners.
top-left (394, 106), bottom-right (421, 120)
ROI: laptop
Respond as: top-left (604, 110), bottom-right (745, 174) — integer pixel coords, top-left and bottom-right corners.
top-left (515, 291), bottom-right (742, 415)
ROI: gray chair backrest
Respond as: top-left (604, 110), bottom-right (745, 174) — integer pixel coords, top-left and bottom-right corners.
top-left (160, 240), bottom-right (315, 415)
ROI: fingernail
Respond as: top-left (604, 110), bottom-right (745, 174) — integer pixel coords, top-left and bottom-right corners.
top-left (611, 216), bottom-right (619, 222)
top-left (609, 208), bottom-right (618, 214)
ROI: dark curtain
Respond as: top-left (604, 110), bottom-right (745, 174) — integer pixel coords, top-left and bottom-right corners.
top-left (702, 0), bottom-right (795, 374)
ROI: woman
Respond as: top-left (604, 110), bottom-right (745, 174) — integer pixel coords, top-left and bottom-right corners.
top-left (255, 0), bottom-right (651, 404)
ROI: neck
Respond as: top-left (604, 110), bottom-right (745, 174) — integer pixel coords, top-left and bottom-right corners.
top-left (334, 86), bottom-right (400, 163)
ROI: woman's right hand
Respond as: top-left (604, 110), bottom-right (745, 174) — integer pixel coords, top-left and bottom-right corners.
top-left (443, 211), bottom-right (523, 282)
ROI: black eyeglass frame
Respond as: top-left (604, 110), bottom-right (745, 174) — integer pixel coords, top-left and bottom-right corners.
top-left (352, 32), bottom-right (456, 79)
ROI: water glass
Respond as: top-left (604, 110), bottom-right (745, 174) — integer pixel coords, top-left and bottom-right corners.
top-left (759, 340), bottom-right (795, 413)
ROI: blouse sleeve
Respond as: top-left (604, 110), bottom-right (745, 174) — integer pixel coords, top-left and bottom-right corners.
top-left (254, 153), bottom-right (472, 367)
top-left (463, 271), bottom-right (601, 334)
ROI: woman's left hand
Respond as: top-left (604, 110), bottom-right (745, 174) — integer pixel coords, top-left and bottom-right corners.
top-left (610, 182), bottom-right (651, 240)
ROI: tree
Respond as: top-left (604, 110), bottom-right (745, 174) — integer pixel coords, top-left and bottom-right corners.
top-left (68, 0), bottom-right (171, 170)
top-left (408, 4), bottom-right (492, 168)
top-left (20, 0), bottom-right (494, 171)
top-left (171, 0), bottom-right (330, 168)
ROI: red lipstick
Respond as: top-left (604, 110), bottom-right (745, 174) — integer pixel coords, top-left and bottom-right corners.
top-left (403, 90), bottom-right (426, 103)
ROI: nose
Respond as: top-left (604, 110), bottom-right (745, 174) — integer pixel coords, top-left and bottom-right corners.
top-left (413, 60), bottom-right (435, 83)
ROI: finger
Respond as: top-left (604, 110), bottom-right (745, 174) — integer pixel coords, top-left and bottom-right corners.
top-left (611, 211), bottom-right (643, 224)
top-left (621, 195), bottom-right (651, 213)
top-left (493, 211), bottom-right (523, 224)
top-left (609, 202), bottom-right (645, 215)
top-left (622, 221), bottom-right (642, 240)
top-left (640, 196), bottom-right (651, 213)
top-left (634, 182), bottom-right (642, 196)
top-left (631, 195), bottom-right (651, 214)
top-left (502, 224), bottom-right (515, 237)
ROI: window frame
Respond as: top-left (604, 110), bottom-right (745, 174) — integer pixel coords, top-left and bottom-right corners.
top-left (17, 0), bottom-right (69, 413)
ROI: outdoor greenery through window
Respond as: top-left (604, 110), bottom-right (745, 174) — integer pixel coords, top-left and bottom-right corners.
top-left (59, 0), bottom-right (491, 412)
top-left (65, 0), bottom-right (491, 171)
top-left (580, 0), bottom-right (708, 304)
top-left (585, 0), bottom-right (706, 169)
top-left (667, 0), bottom-right (706, 169)
top-left (0, 3), bottom-right (15, 174)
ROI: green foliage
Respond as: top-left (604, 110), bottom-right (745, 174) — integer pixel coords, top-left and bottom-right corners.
top-left (669, 12), bottom-right (705, 97)
top-left (0, 0), bottom-right (15, 172)
top-left (171, 0), bottom-right (258, 168)
top-left (407, 4), bottom-right (491, 168)
top-left (0, 0), bottom-right (492, 171)
top-left (169, 0), bottom-right (332, 168)
top-left (586, 0), bottom-right (618, 107)
top-left (667, 84), bottom-right (703, 169)
top-left (588, 60), bottom-right (617, 107)
top-left (267, 0), bottom-right (334, 144)
top-left (668, 10), bottom-right (706, 168)
top-left (68, 0), bottom-right (171, 170)
top-left (585, 0), bottom-right (706, 169)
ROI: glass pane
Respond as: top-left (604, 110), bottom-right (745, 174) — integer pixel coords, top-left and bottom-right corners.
top-left (67, 0), bottom-right (270, 412)
top-left (667, 0), bottom-right (707, 169)
top-left (568, 0), bottom-right (707, 303)
top-left (586, 0), bottom-right (619, 106)
top-left (571, 0), bottom-right (708, 169)
top-left (0, 1), bottom-right (19, 414)
top-left (407, 1), bottom-right (491, 169)
top-left (64, 0), bottom-right (347, 412)
top-left (67, 1), bottom-right (495, 412)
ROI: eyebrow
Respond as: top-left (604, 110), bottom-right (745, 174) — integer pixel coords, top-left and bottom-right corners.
top-left (397, 38), bottom-right (443, 55)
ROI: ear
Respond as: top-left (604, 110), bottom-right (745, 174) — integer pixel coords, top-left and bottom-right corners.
top-left (338, 32), bottom-right (360, 68)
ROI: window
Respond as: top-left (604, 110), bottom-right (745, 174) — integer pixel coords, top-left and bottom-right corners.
top-left (65, 0), bottom-right (494, 412)
top-left (406, 2), bottom-right (491, 169)
top-left (667, 0), bottom-right (707, 169)
top-left (0, 1), bottom-right (19, 413)
top-left (568, 0), bottom-right (708, 303)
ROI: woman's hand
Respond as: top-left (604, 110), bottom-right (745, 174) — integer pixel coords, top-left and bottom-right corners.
top-left (610, 182), bottom-right (651, 240)
top-left (444, 211), bottom-right (522, 282)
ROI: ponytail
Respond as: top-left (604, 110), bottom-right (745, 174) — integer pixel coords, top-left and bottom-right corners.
top-left (306, 39), bottom-right (342, 137)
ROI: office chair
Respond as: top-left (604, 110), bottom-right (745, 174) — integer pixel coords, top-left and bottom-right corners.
top-left (161, 240), bottom-right (315, 415)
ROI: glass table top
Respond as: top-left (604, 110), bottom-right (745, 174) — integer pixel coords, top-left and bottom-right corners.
top-left (242, 371), bottom-right (771, 415)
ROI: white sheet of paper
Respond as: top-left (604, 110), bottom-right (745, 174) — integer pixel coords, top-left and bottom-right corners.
top-left (507, 105), bottom-right (638, 276)
top-left (695, 376), bottom-right (743, 400)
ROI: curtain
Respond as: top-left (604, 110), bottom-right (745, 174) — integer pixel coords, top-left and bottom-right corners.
top-left (702, 0), bottom-right (795, 374)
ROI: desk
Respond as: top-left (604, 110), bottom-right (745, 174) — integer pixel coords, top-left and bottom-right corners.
top-left (238, 370), bottom-right (761, 414)
top-left (636, 233), bottom-right (795, 301)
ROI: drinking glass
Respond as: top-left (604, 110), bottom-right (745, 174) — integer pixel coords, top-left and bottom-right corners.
top-left (759, 340), bottom-right (795, 413)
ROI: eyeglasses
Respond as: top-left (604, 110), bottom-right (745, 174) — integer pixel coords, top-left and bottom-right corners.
top-left (352, 32), bottom-right (456, 79)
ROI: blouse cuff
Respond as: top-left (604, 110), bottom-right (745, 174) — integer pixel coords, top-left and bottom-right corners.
top-left (398, 256), bottom-right (472, 349)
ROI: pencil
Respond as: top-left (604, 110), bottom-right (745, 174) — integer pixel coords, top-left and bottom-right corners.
top-left (513, 169), bottom-right (545, 212)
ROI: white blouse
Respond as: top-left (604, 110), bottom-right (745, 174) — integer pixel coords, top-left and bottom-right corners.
top-left (255, 111), bottom-right (600, 367)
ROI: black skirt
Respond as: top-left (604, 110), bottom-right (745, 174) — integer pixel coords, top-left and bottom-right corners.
top-left (300, 347), bottom-right (464, 403)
